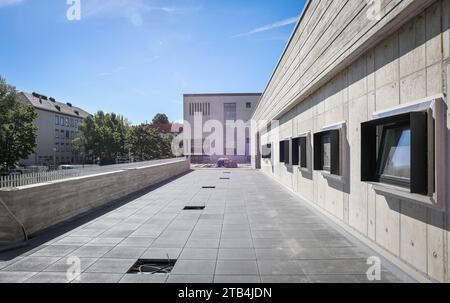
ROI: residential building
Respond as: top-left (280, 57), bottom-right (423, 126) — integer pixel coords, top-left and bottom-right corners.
top-left (183, 93), bottom-right (261, 164)
top-left (19, 92), bottom-right (90, 167)
top-left (251, 0), bottom-right (450, 282)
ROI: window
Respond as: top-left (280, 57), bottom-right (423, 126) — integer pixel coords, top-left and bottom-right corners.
top-left (246, 138), bottom-right (250, 144)
top-left (61, 130), bottom-right (64, 137)
top-left (55, 143), bottom-right (59, 152)
top-left (55, 116), bottom-right (59, 125)
top-left (279, 140), bottom-right (290, 164)
top-left (361, 111), bottom-right (430, 195)
top-left (292, 136), bottom-right (307, 168)
top-left (314, 130), bottom-right (340, 175)
top-left (70, 119), bottom-right (74, 127)
top-left (261, 144), bottom-right (272, 159)
top-left (55, 129), bottom-right (59, 139)
top-left (66, 130), bottom-right (70, 139)
top-left (60, 117), bottom-right (64, 125)
top-left (224, 103), bottom-right (237, 121)
top-left (377, 124), bottom-right (411, 187)
top-left (71, 131), bottom-right (74, 139)
top-left (65, 118), bottom-right (69, 126)
top-left (246, 102), bottom-right (251, 109)
top-left (189, 103), bottom-right (211, 116)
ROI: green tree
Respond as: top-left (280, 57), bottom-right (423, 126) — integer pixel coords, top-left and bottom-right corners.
top-left (75, 111), bottom-right (132, 165)
top-left (0, 77), bottom-right (37, 171)
top-left (152, 113), bottom-right (169, 125)
top-left (130, 125), bottom-right (174, 161)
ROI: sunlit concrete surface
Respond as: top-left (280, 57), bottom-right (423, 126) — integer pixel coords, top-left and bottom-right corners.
top-left (0, 169), bottom-right (413, 283)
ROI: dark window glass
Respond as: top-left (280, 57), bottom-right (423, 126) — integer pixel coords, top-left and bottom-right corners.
top-left (246, 103), bottom-right (251, 109)
top-left (322, 135), bottom-right (331, 172)
top-left (224, 103), bottom-right (237, 121)
top-left (377, 125), bottom-right (411, 186)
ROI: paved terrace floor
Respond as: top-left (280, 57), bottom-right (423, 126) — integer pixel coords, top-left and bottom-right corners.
top-left (0, 169), bottom-right (412, 283)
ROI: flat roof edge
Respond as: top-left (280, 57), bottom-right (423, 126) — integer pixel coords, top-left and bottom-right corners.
top-left (183, 93), bottom-right (262, 97)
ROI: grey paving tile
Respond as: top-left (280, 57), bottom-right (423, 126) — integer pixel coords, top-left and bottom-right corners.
top-left (218, 249), bottom-right (256, 260)
top-left (0, 258), bottom-right (22, 270)
top-left (86, 238), bottom-right (124, 246)
top-left (261, 275), bottom-right (310, 283)
top-left (219, 238), bottom-right (253, 249)
top-left (171, 260), bottom-right (216, 275)
top-left (120, 274), bottom-right (168, 283)
top-left (141, 248), bottom-right (182, 260)
top-left (24, 272), bottom-right (74, 283)
top-left (186, 238), bottom-right (220, 249)
top-left (117, 237), bottom-right (155, 248)
top-left (43, 257), bottom-right (98, 273)
top-left (297, 259), bottom-right (371, 275)
top-left (215, 261), bottom-right (258, 275)
top-left (214, 275), bottom-right (261, 283)
top-left (167, 275), bottom-right (214, 283)
top-left (71, 273), bottom-right (124, 283)
top-left (53, 237), bottom-right (92, 246)
top-left (257, 261), bottom-right (305, 276)
top-left (103, 247), bottom-right (146, 259)
top-left (85, 258), bottom-right (136, 274)
top-left (0, 272), bottom-right (37, 283)
top-left (71, 246), bottom-right (112, 258)
top-left (30, 245), bottom-right (81, 257)
top-left (3, 257), bottom-right (61, 272)
top-left (179, 249), bottom-right (218, 260)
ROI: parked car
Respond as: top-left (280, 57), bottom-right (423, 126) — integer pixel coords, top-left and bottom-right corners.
top-left (217, 158), bottom-right (238, 168)
top-left (59, 165), bottom-right (76, 170)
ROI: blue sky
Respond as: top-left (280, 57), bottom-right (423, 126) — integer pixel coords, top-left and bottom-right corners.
top-left (0, 0), bottom-right (305, 124)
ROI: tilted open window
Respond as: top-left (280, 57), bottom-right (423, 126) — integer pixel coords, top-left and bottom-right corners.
top-left (361, 96), bottom-right (446, 210)
top-left (292, 135), bottom-right (308, 168)
top-left (314, 129), bottom-right (340, 176)
top-left (279, 140), bottom-right (290, 164)
top-left (261, 143), bottom-right (272, 159)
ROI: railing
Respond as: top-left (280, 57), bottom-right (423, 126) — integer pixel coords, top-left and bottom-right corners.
top-left (0, 170), bottom-right (81, 189)
top-left (0, 158), bottom-right (185, 189)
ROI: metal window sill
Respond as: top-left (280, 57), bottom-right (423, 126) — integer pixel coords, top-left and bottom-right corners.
top-left (368, 182), bottom-right (443, 211)
top-left (320, 171), bottom-right (343, 183)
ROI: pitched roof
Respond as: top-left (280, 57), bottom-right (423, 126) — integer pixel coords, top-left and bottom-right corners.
top-left (20, 92), bottom-right (91, 118)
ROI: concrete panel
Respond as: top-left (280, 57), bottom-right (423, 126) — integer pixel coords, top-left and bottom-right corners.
top-left (348, 96), bottom-right (369, 235)
top-left (399, 13), bottom-right (426, 78)
top-left (375, 196), bottom-right (400, 256)
top-left (400, 70), bottom-right (427, 103)
top-left (375, 83), bottom-right (400, 111)
top-left (426, 2), bottom-right (444, 66)
top-left (427, 209), bottom-right (446, 282)
top-left (427, 62), bottom-right (444, 95)
top-left (348, 56), bottom-right (368, 101)
top-left (375, 34), bottom-right (400, 88)
top-left (400, 202), bottom-right (428, 273)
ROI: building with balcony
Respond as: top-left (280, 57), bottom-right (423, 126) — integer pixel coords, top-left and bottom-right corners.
top-left (19, 92), bottom-right (90, 167)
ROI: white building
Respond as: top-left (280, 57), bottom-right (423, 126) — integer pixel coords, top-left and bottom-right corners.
top-left (183, 93), bottom-right (261, 164)
top-left (19, 92), bottom-right (90, 167)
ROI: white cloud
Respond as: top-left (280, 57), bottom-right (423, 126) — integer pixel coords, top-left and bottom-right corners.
top-left (233, 16), bottom-right (299, 38)
top-left (0, 0), bottom-right (23, 8)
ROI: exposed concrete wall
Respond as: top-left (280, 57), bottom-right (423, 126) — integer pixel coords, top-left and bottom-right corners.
top-left (0, 159), bottom-right (190, 245)
top-left (256, 0), bottom-right (450, 282)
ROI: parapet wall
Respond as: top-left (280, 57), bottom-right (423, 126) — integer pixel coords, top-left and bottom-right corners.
top-left (0, 159), bottom-right (190, 245)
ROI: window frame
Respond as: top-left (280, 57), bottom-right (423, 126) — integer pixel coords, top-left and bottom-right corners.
top-left (375, 121), bottom-right (411, 189)
top-left (314, 128), bottom-right (341, 176)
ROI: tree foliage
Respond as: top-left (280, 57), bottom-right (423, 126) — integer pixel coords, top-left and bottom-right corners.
top-left (0, 77), bottom-right (37, 171)
top-left (74, 111), bottom-right (174, 165)
top-left (75, 111), bottom-right (132, 165)
top-left (130, 125), bottom-right (173, 161)
top-left (152, 113), bottom-right (169, 125)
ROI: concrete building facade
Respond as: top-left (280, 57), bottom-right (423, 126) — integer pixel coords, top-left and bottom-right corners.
top-left (251, 0), bottom-right (450, 282)
top-left (184, 93), bottom-right (261, 164)
top-left (19, 92), bottom-right (90, 167)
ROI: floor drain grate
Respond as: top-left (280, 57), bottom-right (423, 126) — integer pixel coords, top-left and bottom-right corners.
top-left (127, 259), bottom-right (176, 275)
top-left (220, 177), bottom-right (230, 180)
top-left (223, 172), bottom-right (231, 174)
top-left (202, 186), bottom-right (216, 189)
top-left (183, 206), bottom-right (206, 210)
